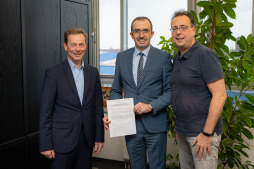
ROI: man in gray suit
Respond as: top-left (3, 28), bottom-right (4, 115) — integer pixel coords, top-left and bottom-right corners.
top-left (103, 16), bottom-right (172, 169)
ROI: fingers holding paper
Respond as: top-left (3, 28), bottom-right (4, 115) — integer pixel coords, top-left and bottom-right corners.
top-left (103, 115), bottom-right (111, 131)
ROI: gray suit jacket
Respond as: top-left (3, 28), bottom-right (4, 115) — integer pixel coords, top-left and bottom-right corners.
top-left (110, 46), bottom-right (172, 133)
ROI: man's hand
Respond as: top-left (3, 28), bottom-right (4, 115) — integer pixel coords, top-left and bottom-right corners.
top-left (103, 115), bottom-right (111, 131)
top-left (41, 150), bottom-right (55, 159)
top-left (94, 142), bottom-right (104, 154)
top-left (192, 133), bottom-right (212, 160)
top-left (134, 102), bottom-right (152, 114)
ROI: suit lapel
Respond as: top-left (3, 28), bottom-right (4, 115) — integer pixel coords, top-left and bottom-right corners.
top-left (82, 64), bottom-right (89, 106)
top-left (126, 48), bottom-right (137, 89)
top-left (63, 59), bottom-right (81, 105)
top-left (138, 46), bottom-right (154, 88)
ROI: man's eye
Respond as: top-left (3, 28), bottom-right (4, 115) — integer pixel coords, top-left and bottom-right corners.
top-left (181, 26), bottom-right (187, 30)
top-left (134, 30), bottom-right (140, 33)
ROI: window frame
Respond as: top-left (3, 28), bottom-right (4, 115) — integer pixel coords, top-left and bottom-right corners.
top-left (94, 0), bottom-right (254, 84)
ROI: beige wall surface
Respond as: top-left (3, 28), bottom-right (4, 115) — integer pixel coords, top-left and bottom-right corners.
top-left (92, 129), bottom-right (178, 163)
top-left (241, 128), bottom-right (254, 166)
top-left (93, 129), bottom-right (254, 167)
top-left (93, 130), bottom-right (124, 161)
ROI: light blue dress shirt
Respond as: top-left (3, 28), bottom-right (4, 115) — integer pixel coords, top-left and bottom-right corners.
top-left (132, 46), bottom-right (150, 86)
top-left (68, 58), bottom-right (84, 104)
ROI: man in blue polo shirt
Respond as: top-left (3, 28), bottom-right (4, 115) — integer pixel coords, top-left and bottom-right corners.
top-left (169, 10), bottom-right (227, 169)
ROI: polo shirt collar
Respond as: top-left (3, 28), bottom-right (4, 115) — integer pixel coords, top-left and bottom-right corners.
top-left (177, 41), bottom-right (199, 60)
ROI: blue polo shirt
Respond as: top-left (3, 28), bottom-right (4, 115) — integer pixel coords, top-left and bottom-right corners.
top-left (170, 41), bottom-right (224, 137)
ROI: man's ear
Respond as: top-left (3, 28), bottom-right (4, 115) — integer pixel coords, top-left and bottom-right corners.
top-left (130, 32), bottom-right (134, 39)
top-left (63, 42), bottom-right (68, 51)
top-left (151, 31), bottom-right (154, 37)
top-left (192, 26), bottom-right (196, 34)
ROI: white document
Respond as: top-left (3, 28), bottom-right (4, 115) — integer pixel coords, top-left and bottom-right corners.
top-left (107, 98), bottom-right (136, 137)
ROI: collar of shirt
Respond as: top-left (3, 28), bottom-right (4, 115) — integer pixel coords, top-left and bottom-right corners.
top-left (177, 41), bottom-right (199, 60)
top-left (132, 46), bottom-right (151, 86)
top-left (67, 57), bottom-right (84, 71)
top-left (134, 46), bottom-right (150, 58)
top-left (67, 57), bottom-right (84, 104)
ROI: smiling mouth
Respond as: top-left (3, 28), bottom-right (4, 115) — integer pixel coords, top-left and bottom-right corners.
top-left (138, 39), bottom-right (146, 43)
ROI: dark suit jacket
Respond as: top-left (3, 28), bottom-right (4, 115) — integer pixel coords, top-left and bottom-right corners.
top-left (110, 46), bottom-right (172, 133)
top-left (39, 59), bottom-right (104, 153)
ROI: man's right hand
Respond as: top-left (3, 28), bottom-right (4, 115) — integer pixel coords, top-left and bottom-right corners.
top-left (103, 115), bottom-right (111, 131)
top-left (41, 150), bottom-right (55, 159)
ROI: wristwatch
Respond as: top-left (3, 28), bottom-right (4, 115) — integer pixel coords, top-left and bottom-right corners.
top-left (148, 103), bottom-right (153, 110)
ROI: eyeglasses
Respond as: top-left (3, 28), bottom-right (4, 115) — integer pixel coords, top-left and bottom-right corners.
top-left (69, 43), bottom-right (86, 48)
top-left (132, 29), bottom-right (151, 34)
top-left (170, 25), bottom-right (193, 33)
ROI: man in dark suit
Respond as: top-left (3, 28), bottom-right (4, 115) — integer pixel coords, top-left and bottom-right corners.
top-left (39, 28), bottom-right (104, 169)
top-left (103, 17), bottom-right (172, 169)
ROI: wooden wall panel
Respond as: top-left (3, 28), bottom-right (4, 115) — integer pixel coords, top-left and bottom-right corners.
top-left (23, 0), bottom-right (61, 134)
top-left (26, 134), bottom-right (51, 169)
top-left (0, 0), bottom-right (92, 168)
top-left (0, 0), bottom-right (24, 144)
top-left (0, 141), bottom-right (25, 169)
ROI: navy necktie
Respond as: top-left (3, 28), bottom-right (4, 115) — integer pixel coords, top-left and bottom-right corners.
top-left (137, 52), bottom-right (144, 87)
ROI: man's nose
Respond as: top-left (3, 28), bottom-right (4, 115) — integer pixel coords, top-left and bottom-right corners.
top-left (139, 31), bottom-right (145, 37)
top-left (75, 45), bottom-right (81, 50)
top-left (176, 28), bottom-right (182, 34)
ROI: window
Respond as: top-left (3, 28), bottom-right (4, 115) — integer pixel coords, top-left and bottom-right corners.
top-left (98, 0), bottom-right (254, 75)
top-left (226, 0), bottom-right (253, 51)
top-left (128, 0), bottom-right (187, 49)
top-left (99, 0), bottom-right (187, 75)
top-left (99, 0), bottom-right (120, 75)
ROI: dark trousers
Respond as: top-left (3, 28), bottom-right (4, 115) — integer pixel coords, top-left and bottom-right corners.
top-left (125, 119), bottom-right (167, 169)
top-left (51, 129), bottom-right (93, 169)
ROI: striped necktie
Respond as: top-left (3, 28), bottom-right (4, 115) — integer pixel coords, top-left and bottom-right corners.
top-left (137, 52), bottom-right (144, 87)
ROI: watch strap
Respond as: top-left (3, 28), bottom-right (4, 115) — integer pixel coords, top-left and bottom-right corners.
top-left (202, 131), bottom-right (214, 137)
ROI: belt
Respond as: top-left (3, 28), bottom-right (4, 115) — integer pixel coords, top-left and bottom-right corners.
top-left (135, 114), bottom-right (142, 120)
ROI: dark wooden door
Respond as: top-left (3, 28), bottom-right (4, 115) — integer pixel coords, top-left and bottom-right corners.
top-left (61, 0), bottom-right (91, 63)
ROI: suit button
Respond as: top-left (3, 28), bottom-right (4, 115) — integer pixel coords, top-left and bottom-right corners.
top-left (137, 93), bottom-right (140, 95)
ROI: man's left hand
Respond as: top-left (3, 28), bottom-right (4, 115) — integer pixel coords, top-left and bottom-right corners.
top-left (192, 133), bottom-right (212, 160)
top-left (94, 142), bottom-right (104, 154)
top-left (134, 102), bottom-right (152, 114)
